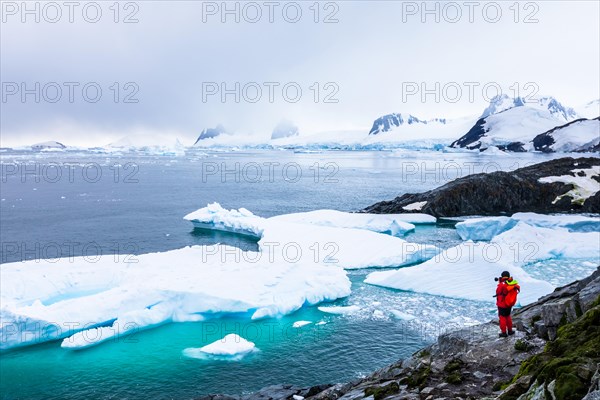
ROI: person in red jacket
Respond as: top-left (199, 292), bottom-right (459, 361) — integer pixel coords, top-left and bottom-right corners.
top-left (495, 270), bottom-right (520, 337)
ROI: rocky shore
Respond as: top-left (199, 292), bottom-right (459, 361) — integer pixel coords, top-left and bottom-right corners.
top-left (363, 157), bottom-right (600, 217)
top-left (199, 268), bottom-right (600, 400)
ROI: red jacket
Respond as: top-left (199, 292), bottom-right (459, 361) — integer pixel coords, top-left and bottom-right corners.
top-left (496, 277), bottom-right (521, 308)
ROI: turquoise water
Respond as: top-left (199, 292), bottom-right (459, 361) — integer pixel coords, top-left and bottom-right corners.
top-left (0, 149), bottom-right (590, 398)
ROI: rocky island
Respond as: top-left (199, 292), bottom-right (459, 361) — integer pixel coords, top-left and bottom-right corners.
top-left (363, 157), bottom-right (600, 217)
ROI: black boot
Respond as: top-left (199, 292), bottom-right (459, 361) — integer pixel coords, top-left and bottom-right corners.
top-left (508, 330), bottom-right (516, 335)
top-left (499, 332), bottom-right (508, 338)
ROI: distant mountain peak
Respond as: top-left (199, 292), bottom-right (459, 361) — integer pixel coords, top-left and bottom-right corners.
top-left (368, 113), bottom-right (447, 135)
top-left (480, 94), bottom-right (578, 122)
top-left (194, 124), bottom-right (228, 144)
top-left (271, 120), bottom-right (299, 140)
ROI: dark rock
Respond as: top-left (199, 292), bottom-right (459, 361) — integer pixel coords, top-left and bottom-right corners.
top-left (363, 157), bottom-right (600, 217)
top-left (496, 142), bottom-right (527, 152)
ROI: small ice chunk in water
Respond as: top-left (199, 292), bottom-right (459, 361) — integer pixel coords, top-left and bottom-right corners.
top-left (292, 320), bottom-right (312, 328)
top-left (318, 305), bottom-right (361, 315)
top-left (182, 334), bottom-right (257, 360)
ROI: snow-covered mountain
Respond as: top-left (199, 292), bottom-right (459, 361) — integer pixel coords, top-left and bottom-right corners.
top-left (271, 120), bottom-right (299, 140)
top-left (480, 94), bottom-right (578, 122)
top-left (479, 95), bottom-right (526, 118)
top-left (368, 113), bottom-right (447, 135)
top-left (452, 95), bottom-right (583, 151)
top-left (451, 107), bottom-right (568, 151)
top-left (575, 99), bottom-right (600, 119)
top-left (532, 117), bottom-right (600, 153)
top-left (193, 124), bottom-right (228, 144)
top-left (31, 141), bottom-right (66, 150)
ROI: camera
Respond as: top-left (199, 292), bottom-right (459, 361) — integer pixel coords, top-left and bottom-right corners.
top-left (494, 277), bottom-right (499, 282)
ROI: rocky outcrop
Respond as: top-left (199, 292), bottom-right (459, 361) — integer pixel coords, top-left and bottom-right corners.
top-left (197, 268), bottom-right (600, 400)
top-left (363, 157), bottom-right (600, 217)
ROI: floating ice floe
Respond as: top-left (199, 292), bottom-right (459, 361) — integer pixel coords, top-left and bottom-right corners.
top-left (185, 203), bottom-right (441, 270)
top-left (292, 320), bottom-right (312, 328)
top-left (182, 334), bottom-right (257, 360)
top-left (0, 245), bottom-right (350, 350)
top-left (455, 212), bottom-right (600, 241)
top-left (269, 209), bottom-right (418, 235)
top-left (366, 222), bottom-right (600, 305)
top-left (318, 305), bottom-right (361, 315)
top-left (365, 241), bottom-right (554, 305)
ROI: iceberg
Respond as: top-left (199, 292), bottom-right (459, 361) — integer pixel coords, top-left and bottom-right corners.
top-left (455, 213), bottom-right (600, 241)
top-left (0, 245), bottom-right (350, 350)
top-left (182, 334), bottom-right (257, 360)
top-left (183, 202), bottom-right (265, 238)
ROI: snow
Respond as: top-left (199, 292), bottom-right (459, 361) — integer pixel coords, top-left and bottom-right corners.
top-left (183, 202), bottom-right (265, 238)
top-left (575, 99), bottom-right (600, 119)
top-left (455, 213), bottom-right (600, 241)
top-left (269, 209), bottom-right (419, 235)
top-left (1, 245), bottom-right (351, 350)
top-left (540, 118), bottom-right (600, 152)
top-left (318, 305), bottom-right (361, 315)
top-left (293, 320), bottom-right (312, 328)
top-left (402, 201), bottom-right (427, 211)
top-left (539, 166), bottom-right (600, 205)
top-left (182, 334), bottom-right (257, 360)
top-left (478, 107), bottom-right (567, 150)
top-left (186, 204), bottom-right (441, 270)
top-left (365, 241), bottom-right (554, 305)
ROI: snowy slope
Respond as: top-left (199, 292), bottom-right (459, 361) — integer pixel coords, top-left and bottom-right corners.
top-left (575, 99), bottom-right (600, 119)
top-left (451, 107), bottom-right (564, 150)
top-left (532, 117), bottom-right (600, 152)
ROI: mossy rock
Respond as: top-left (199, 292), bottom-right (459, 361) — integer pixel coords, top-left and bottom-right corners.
top-left (443, 358), bottom-right (464, 373)
top-left (492, 380), bottom-right (511, 392)
top-left (514, 339), bottom-right (532, 352)
top-left (554, 372), bottom-right (588, 400)
top-left (417, 349), bottom-right (431, 358)
top-left (402, 366), bottom-right (431, 390)
top-left (511, 301), bottom-right (600, 398)
top-left (364, 382), bottom-right (400, 400)
top-left (445, 371), bottom-right (464, 384)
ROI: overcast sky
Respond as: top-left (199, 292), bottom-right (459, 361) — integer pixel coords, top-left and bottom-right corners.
top-left (1, 0), bottom-right (599, 147)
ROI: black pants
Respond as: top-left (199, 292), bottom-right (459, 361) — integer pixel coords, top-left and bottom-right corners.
top-left (498, 307), bottom-right (512, 317)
